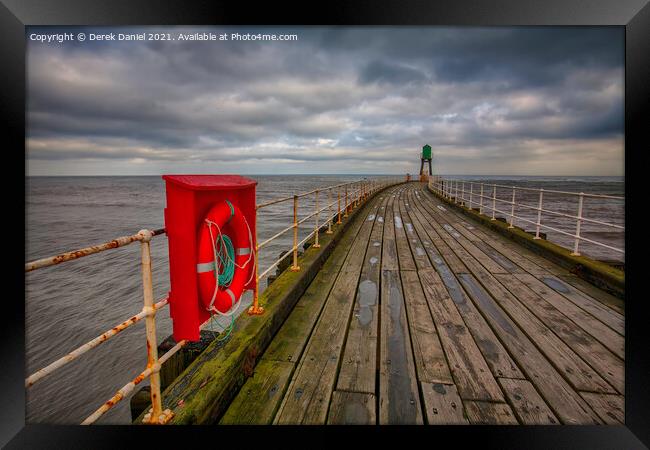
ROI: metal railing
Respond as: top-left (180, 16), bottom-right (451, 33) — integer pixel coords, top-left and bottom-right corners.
top-left (428, 176), bottom-right (624, 257)
top-left (24, 175), bottom-right (403, 425)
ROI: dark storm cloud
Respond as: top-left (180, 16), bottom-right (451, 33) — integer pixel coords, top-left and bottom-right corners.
top-left (26, 26), bottom-right (623, 175)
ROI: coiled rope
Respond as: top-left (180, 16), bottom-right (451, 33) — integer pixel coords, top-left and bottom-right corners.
top-left (204, 207), bottom-right (256, 341)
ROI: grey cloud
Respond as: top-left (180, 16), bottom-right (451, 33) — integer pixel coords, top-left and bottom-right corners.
top-left (26, 26), bottom-right (623, 176)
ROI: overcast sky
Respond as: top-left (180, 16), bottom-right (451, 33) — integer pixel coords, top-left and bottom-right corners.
top-left (26, 26), bottom-right (624, 176)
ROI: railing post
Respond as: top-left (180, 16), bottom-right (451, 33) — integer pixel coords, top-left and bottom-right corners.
top-left (534, 189), bottom-right (544, 240)
top-left (344, 186), bottom-right (349, 217)
top-left (469, 183), bottom-right (473, 209)
top-left (462, 181), bottom-right (465, 206)
top-left (509, 186), bottom-right (516, 229)
top-left (491, 186), bottom-right (496, 220)
top-left (290, 195), bottom-right (300, 271)
top-left (313, 190), bottom-right (321, 249)
top-left (571, 193), bottom-right (584, 256)
top-left (337, 188), bottom-right (342, 224)
top-left (326, 188), bottom-right (333, 234)
top-left (479, 184), bottom-right (484, 214)
top-left (138, 230), bottom-right (172, 425)
top-left (248, 207), bottom-right (264, 315)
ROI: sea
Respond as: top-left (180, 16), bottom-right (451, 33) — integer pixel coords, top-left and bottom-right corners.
top-left (25, 175), bottom-right (624, 424)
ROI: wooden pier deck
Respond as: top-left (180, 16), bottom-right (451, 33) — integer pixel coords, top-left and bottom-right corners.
top-left (219, 182), bottom-right (625, 425)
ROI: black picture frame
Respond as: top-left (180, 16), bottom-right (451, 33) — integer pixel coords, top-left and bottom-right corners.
top-left (2, 0), bottom-right (648, 448)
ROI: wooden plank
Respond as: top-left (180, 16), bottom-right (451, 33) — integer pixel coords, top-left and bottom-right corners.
top-left (379, 269), bottom-right (423, 424)
top-left (438, 221), bottom-right (509, 275)
top-left (393, 190), bottom-right (417, 271)
top-left (580, 392), bottom-right (625, 425)
top-left (400, 271), bottom-right (454, 384)
top-left (498, 378), bottom-right (559, 425)
top-left (336, 195), bottom-right (388, 393)
top-left (496, 274), bottom-right (623, 394)
top-left (221, 191), bottom-right (388, 425)
top-left (418, 268), bottom-right (505, 402)
top-left (274, 201), bottom-right (380, 424)
top-left (558, 274), bottom-right (624, 315)
top-left (380, 192), bottom-right (399, 271)
top-left (219, 360), bottom-right (294, 425)
top-left (455, 273), bottom-right (601, 424)
top-left (420, 382), bottom-right (468, 425)
top-left (327, 391), bottom-right (376, 425)
top-left (515, 274), bottom-right (624, 359)
top-left (404, 193), bottom-right (526, 380)
top-left (419, 189), bottom-right (565, 276)
top-left (464, 401), bottom-right (518, 425)
top-left (415, 197), bottom-right (616, 394)
top-left (458, 269), bottom-right (614, 394)
top-left (536, 275), bottom-right (624, 334)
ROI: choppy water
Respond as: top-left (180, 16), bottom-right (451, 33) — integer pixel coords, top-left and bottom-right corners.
top-left (25, 175), bottom-right (624, 424)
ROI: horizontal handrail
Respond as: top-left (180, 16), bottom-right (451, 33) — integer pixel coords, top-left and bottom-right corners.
top-left (25, 174), bottom-right (404, 425)
top-left (429, 177), bottom-right (624, 257)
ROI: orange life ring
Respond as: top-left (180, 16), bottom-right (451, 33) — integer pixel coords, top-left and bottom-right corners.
top-left (196, 200), bottom-right (253, 314)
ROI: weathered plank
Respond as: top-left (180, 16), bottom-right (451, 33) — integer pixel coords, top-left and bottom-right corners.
top-left (405, 192), bottom-right (526, 380)
top-left (379, 269), bottom-right (423, 424)
top-left (393, 190), bottom-right (417, 271)
top-left (498, 378), bottom-right (559, 425)
top-left (558, 274), bottom-right (624, 315)
top-left (536, 275), bottom-right (624, 334)
top-left (464, 401), bottom-right (519, 425)
top-left (580, 392), bottom-right (625, 425)
top-left (327, 391), bottom-right (376, 425)
top-left (337, 195), bottom-right (388, 393)
top-left (496, 274), bottom-right (623, 394)
top-left (418, 268), bottom-right (505, 402)
top-left (420, 382), bottom-right (468, 425)
top-left (400, 271), bottom-right (454, 384)
top-left (416, 196), bottom-right (616, 394)
top-left (456, 273), bottom-right (601, 424)
top-left (219, 191), bottom-right (388, 425)
top-left (274, 200), bottom-right (381, 424)
top-left (219, 360), bottom-right (294, 424)
top-left (515, 274), bottom-right (624, 359)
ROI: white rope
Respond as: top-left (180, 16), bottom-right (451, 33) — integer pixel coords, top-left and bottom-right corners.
top-left (203, 206), bottom-right (255, 318)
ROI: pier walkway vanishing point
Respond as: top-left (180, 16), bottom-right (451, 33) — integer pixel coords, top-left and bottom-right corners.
top-left (219, 182), bottom-right (624, 425)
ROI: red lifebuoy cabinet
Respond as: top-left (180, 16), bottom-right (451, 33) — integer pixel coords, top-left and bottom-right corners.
top-left (163, 175), bottom-right (257, 341)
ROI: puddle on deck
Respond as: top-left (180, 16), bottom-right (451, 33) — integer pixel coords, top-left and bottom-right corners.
top-left (458, 273), bottom-right (517, 336)
top-left (541, 276), bottom-right (570, 294)
top-left (357, 279), bottom-right (377, 327)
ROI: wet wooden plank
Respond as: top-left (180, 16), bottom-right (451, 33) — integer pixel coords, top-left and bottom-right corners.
top-left (455, 273), bottom-right (601, 424)
top-left (404, 193), bottom-right (527, 380)
top-left (336, 195), bottom-right (388, 393)
top-left (498, 378), bottom-right (559, 425)
top-left (393, 190), bottom-right (417, 271)
top-left (219, 360), bottom-right (294, 424)
top-left (400, 270), bottom-right (454, 384)
top-left (379, 269), bottom-right (423, 424)
top-left (579, 392), bottom-right (625, 425)
top-left (420, 382), bottom-right (468, 425)
top-left (536, 274), bottom-right (624, 334)
top-left (327, 391), bottom-right (376, 425)
top-left (380, 193), bottom-right (399, 271)
top-left (496, 274), bottom-right (623, 394)
top-left (416, 195), bottom-right (616, 394)
top-left (464, 401), bottom-right (519, 425)
top-left (418, 268), bottom-right (505, 402)
top-left (515, 274), bottom-right (624, 359)
top-left (558, 274), bottom-right (624, 315)
top-left (418, 190), bottom-right (564, 276)
top-left (274, 205), bottom-right (380, 424)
